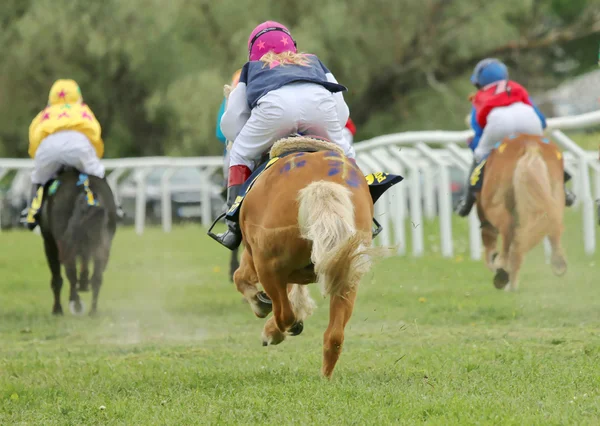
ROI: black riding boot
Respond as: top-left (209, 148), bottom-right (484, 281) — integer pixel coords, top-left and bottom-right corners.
top-left (212, 184), bottom-right (244, 250)
top-left (564, 170), bottom-right (576, 207)
top-left (455, 160), bottom-right (477, 217)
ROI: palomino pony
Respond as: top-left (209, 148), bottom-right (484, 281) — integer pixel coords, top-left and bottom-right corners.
top-left (217, 136), bottom-right (400, 378)
top-left (475, 134), bottom-right (567, 291)
top-left (39, 169), bottom-right (117, 315)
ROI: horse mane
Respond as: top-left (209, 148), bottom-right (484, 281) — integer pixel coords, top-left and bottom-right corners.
top-left (270, 136), bottom-right (344, 158)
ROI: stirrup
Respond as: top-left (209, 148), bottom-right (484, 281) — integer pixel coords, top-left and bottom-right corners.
top-left (207, 212), bottom-right (227, 241)
top-left (372, 218), bottom-right (383, 238)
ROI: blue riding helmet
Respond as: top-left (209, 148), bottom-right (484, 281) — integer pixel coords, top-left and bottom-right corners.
top-left (471, 58), bottom-right (508, 88)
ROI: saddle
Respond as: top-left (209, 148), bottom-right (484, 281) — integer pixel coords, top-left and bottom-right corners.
top-left (48, 167), bottom-right (99, 205)
top-left (207, 135), bottom-right (403, 239)
top-left (25, 168), bottom-right (99, 228)
top-left (468, 134), bottom-right (555, 192)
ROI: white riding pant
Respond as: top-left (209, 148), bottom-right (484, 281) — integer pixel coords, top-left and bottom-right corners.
top-left (221, 141), bottom-right (233, 186)
top-left (342, 127), bottom-right (354, 146)
top-left (474, 102), bottom-right (544, 162)
top-left (229, 83), bottom-right (355, 170)
top-left (31, 130), bottom-right (105, 185)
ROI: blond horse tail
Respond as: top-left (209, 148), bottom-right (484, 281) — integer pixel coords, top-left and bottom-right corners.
top-left (297, 181), bottom-right (372, 297)
top-left (513, 145), bottom-right (560, 235)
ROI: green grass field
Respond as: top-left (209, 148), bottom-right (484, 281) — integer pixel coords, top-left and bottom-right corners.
top-left (568, 131), bottom-right (599, 152)
top-left (1, 212), bottom-right (599, 425)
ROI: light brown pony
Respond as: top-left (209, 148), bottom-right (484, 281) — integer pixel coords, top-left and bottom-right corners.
top-left (476, 134), bottom-right (567, 291)
top-left (233, 136), bottom-right (381, 379)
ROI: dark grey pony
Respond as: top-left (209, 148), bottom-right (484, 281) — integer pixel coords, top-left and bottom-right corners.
top-left (39, 169), bottom-right (117, 315)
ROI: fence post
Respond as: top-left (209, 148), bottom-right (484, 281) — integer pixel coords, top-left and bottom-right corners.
top-left (552, 130), bottom-right (596, 255)
top-left (389, 148), bottom-right (424, 257)
top-left (134, 169), bottom-right (150, 236)
top-left (447, 143), bottom-right (482, 260)
top-left (422, 164), bottom-right (436, 220)
top-left (160, 168), bottom-right (175, 233)
top-left (416, 142), bottom-right (454, 258)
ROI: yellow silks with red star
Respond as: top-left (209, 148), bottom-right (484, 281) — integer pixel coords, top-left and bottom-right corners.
top-left (28, 79), bottom-right (104, 159)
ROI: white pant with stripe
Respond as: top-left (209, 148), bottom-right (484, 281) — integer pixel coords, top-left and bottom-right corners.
top-left (474, 102), bottom-right (544, 163)
top-left (229, 82), bottom-right (355, 170)
top-left (31, 130), bottom-right (105, 185)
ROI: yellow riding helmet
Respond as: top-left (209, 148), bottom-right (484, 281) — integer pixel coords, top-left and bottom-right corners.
top-left (48, 79), bottom-right (83, 105)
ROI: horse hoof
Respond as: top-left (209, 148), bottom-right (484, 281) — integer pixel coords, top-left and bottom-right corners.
top-left (288, 321), bottom-right (304, 336)
top-left (257, 291), bottom-right (272, 305)
top-left (253, 291), bottom-right (273, 318)
top-left (52, 308), bottom-right (64, 316)
top-left (262, 341), bottom-right (268, 347)
top-left (69, 300), bottom-right (86, 316)
top-left (493, 268), bottom-right (509, 289)
top-left (551, 256), bottom-right (567, 277)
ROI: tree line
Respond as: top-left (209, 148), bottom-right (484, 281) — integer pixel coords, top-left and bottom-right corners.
top-left (0, 0), bottom-right (598, 158)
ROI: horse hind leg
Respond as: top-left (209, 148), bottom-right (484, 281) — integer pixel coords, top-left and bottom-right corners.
top-left (548, 228), bottom-right (567, 277)
top-left (481, 222), bottom-right (499, 271)
top-left (258, 265), bottom-right (300, 346)
top-left (260, 284), bottom-right (314, 346)
top-left (322, 287), bottom-right (358, 379)
top-left (44, 236), bottom-right (64, 315)
top-left (493, 223), bottom-right (513, 290)
top-left (78, 252), bottom-right (90, 292)
top-left (506, 240), bottom-right (524, 292)
top-left (90, 245), bottom-right (110, 316)
top-left (477, 201), bottom-right (499, 271)
top-left (505, 222), bottom-right (542, 292)
top-left (233, 249), bottom-right (272, 318)
top-left (65, 260), bottom-right (85, 315)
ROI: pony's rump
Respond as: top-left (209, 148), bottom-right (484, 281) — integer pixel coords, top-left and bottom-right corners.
top-left (297, 181), bottom-right (371, 297)
top-left (513, 144), bottom-right (559, 238)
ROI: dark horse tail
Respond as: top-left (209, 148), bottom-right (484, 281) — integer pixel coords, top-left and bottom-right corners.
top-left (60, 192), bottom-right (106, 262)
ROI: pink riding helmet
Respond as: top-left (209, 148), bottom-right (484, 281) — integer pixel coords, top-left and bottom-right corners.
top-left (248, 21), bottom-right (297, 61)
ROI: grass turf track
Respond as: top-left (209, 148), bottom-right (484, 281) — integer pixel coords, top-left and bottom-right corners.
top-left (1, 211), bottom-right (599, 425)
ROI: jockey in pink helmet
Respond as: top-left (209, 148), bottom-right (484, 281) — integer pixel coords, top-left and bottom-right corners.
top-left (248, 21), bottom-right (298, 61)
top-left (213, 20), bottom-right (353, 250)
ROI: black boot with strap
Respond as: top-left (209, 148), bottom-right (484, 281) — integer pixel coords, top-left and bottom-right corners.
top-left (455, 160), bottom-right (478, 217)
top-left (210, 184), bottom-right (244, 250)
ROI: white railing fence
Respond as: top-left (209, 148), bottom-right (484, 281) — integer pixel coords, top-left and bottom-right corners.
top-left (0, 157), bottom-right (224, 235)
top-left (355, 110), bottom-right (600, 258)
top-left (1, 111), bottom-right (599, 258)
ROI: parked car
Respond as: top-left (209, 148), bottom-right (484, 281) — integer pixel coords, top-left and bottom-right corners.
top-left (403, 165), bottom-right (466, 214)
top-left (117, 167), bottom-right (225, 226)
top-left (448, 166), bottom-right (467, 208)
top-left (0, 169), bottom-right (31, 230)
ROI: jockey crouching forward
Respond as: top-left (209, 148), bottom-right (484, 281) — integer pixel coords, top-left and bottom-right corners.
top-left (212, 20), bottom-right (355, 250)
top-left (21, 79), bottom-right (123, 230)
top-left (455, 58), bottom-right (576, 217)
top-left (216, 69), bottom-right (242, 187)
